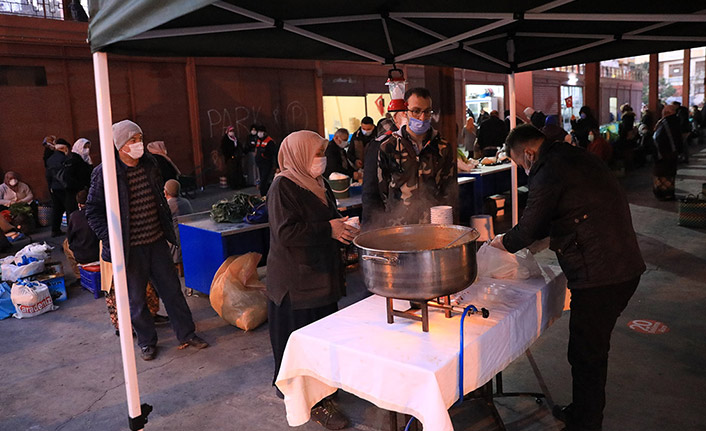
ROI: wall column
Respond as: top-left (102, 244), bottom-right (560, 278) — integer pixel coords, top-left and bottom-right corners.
top-left (185, 57), bottom-right (204, 186)
top-left (683, 49), bottom-right (691, 106)
top-left (584, 62), bottom-right (600, 120)
top-left (649, 53), bottom-right (659, 114)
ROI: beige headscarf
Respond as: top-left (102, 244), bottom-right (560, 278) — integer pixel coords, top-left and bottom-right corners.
top-left (147, 141), bottom-right (181, 175)
top-left (277, 130), bottom-right (328, 204)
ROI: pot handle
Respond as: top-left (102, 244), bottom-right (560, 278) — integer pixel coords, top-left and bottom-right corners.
top-left (362, 255), bottom-right (399, 265)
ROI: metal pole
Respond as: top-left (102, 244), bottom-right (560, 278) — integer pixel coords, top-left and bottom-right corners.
top-left (92, 51), bottom-right (144, 430)
top-left (508, 72), bottom-right (519, 226)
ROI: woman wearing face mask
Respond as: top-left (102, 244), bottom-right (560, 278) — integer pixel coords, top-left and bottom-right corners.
top-left (0, 171), bottom-right (34, 210)
top-left (587, 128), bottom-right (613, 163)
top-left (254, 125), bottom-right (277, 196)
top-left (64, 138), bottom-right (95, 205)
top-left (219, 126), bottom-right (245, 189)
top-left (570, 106), bottom-right (599, 149)
top-left (266, 130), bottom-right (357, 429)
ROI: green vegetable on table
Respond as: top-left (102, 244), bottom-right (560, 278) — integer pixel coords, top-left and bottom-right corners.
top-left (210, 193), bottom-right (264, 223)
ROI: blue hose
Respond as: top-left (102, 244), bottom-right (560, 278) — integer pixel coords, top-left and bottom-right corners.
top-left (455, 304), bottom-right (478, 407)
top-left (404, 416), bottom-right (415, 431)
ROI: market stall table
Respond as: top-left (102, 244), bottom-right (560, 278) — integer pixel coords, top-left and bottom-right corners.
top-left (464, 164), bottom-right (527, 215)
top-left (276, 266), bottom-right (567, 431)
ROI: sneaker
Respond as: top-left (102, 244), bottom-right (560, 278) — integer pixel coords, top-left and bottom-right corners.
top-left (140, 345), bottom-right (157, 361)
top-left (179, 335), bottom-right (209, 350)
top-left (153, 314), bottom-right (170, 325)
top-left (310, 398), bottom-right (349, 430)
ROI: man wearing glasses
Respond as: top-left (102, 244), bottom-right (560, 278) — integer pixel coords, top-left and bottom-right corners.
top-left (373, 87), bottom-right (455, 226)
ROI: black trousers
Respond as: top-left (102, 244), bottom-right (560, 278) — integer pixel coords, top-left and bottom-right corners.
top-left (567, 276), bottom-right (640, 431)
top-left (226, 157), bottom-right (245, 189)
top-left (257, 164), bottom-right (273, 197)
top-left (268, 294), bottom-right (338, 385)
top-left (126, 239), bottom-right (196, 348)
top-left (50, 189), bottom-right (76, 233)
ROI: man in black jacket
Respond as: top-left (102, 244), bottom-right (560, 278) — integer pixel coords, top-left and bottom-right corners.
top-left (86, 120), bottom-right (208, 361)
top-left (324, 128), bottom-right (360, 181)
top-left (476, 110), bottom-right (508, 156)
top-left (45, 138), bottom-right (75, 237)
top-left (492, 125), bottom-right (645, 431)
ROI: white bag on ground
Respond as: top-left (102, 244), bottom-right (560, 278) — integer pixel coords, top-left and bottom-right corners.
top-left (13, 242), bottom-right (53, 264)
top-left (210, 252), bottom-right (267, 331)
top-left (476, 243), bottom-right (542, 280)
top-left (11, 281), bottom-right (58, 319)
top-left (1, 260), bottom-right (45, 282)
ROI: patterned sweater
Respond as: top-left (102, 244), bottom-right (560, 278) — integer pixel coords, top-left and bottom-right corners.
top-left (126, 165), bottom-right (163, 246)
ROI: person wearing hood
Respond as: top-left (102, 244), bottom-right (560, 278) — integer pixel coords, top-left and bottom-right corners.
top-left (85, 119), bottom-right (208, 361)
top-left (374, 87), bottom-right (455, 226)
top-left (266, 130), bottom-right (357, 430)
top-left (347, 116), bottom-right (377, 170)
top-left (147, 140), bottom-right (180, 183)
top-left (0, 171), bottom-right (34, 210)
top-left (244, 124), bottom-right (259, 186)
top-left (571, 106), bottom-right (599, 148)
top-left (324, 128), bottom-right (360, 181)
top-left (255, 124), bottom-right (277, 196)
top-left (541, 115), bottom-right (568, 143)
top-left (220, 127), bottom-right (245, 189)
top-left (64, 138), bottom-right (94, 204)
top-left (46, 138), bottom-right (74, 237)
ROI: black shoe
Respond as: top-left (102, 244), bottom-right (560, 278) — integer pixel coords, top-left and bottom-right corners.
top-left (153, 314), bottom-right (170, 325)
top-left (310, 398), bottom-right (349, 430)
top-left (552, 404), bottom-right (573, 424)
top-left (179, 335), bottom-right (209, 350)
top-left (140, 345), bottom-right (157, 361)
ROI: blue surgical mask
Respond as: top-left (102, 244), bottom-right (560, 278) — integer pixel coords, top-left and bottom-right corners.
top-left (407, 116), bottom-right (431, 135)
top-left (580, 113), bottom-right (587, 119)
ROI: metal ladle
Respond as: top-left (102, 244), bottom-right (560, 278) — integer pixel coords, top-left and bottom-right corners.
top-left (444, 228), bottom-right (478, 248)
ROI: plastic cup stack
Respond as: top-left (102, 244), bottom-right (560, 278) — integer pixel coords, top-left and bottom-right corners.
top-left (430, 205), bottom-right (453, 225)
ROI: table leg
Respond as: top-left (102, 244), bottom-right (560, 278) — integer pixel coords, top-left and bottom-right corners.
top-left (387, 297), bottom-right (394, 324)
top-left (388, 410), bottom-right (397, 431)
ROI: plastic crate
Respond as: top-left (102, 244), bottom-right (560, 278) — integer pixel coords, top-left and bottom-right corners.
top-left (41, 275), bottom-right (67, 303)
top-left (79, 266), bottom-right (102, 299)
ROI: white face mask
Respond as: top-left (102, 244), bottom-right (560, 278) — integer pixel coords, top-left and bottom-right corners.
top-left (361, 128), bottom-right (373, 136)
top-left (126, 142), bottom-right (144, 159)
top-left (588, 134), bottom-right (595, 142)
top-left (83, 147), bottom-right (91, 156)
top-left (310, 157), bottom-right (327, 178)
top-left (336, 138), bottom-right (347, 149)
top-left (257, 131), bottom-right (265, 139)
top-left (251, 129), bottom-right (257, 136)
top-left (524, 152), bottom-right (534, 176)
top-left (8, 179), bottom-right (18, 186)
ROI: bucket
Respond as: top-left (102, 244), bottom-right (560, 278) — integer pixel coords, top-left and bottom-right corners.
top-left (327, 176), bottom-right (350, 199)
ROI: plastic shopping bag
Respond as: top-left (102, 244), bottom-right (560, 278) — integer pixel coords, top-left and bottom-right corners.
top-left (209, 253), bottom-right (267, 331)
top-left (0, 281), bottom-right (16, 319)
top-left (476, 243), bottom-right (542, 280)
top-left (11, 280), bottom-right (58, 319)
top-left (1, 260), bottom-right (45, 282)
top-left (13, 242), bottom-right (53, 264)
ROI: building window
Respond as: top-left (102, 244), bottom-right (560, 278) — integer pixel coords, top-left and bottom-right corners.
top-left (0, 65), bottom-right (47, 86)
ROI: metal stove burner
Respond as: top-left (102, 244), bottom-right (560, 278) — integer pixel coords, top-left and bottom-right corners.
top-left (385, 296), bottom-right (489, 332)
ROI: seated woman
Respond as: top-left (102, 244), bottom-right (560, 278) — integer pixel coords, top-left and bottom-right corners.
top-left (0, 171), bottom-right (36, 234)
top-left (0, 171), bottom-right (34, 211)
top-left (266, 130), bottom-right (359, 430)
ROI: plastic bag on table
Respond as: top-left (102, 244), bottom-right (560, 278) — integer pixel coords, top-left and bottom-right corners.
top-left (476, 243), bottom-right (542, 280)
top-left (209, 252), bottom-right (267, 331)
top-left (11, 280), bottom-right (58, 319)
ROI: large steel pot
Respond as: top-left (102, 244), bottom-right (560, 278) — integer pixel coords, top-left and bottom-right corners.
top-left (354, 224), bottom-right (479, 300)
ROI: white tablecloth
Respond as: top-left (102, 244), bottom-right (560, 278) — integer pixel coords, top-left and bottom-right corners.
top-left (276, 266), bottom-right (568, 431)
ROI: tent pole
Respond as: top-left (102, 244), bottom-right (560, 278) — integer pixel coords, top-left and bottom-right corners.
top-left (508, 72), bottom-right (519, 226)
top-left (92, 52), bottom-right (145, 430)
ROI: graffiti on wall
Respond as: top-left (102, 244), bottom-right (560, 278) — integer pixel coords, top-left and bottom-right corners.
top-left (206, 102), bottom-right (309, 139)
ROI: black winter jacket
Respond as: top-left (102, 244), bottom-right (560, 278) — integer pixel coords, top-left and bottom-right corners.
top-left (266, 176), bottom-right (345, 310)
top-left (85, 153), bottom-right (177, 262)
top-left (503, 141), bottom-right (645, 289)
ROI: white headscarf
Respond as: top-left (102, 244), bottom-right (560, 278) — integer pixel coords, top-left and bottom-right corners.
top-left (72, 138), bottom-right (92, 164)
top-left (277, 130), bottom-right (328, 205)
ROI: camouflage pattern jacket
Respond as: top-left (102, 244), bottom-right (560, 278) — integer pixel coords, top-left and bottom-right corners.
top-left (376, 126), bottom-right (455, 226)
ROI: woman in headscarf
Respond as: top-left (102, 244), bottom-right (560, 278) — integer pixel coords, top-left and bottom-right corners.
top-left (0, 171), bottom-right (34, 210)
top-left (219, 127), bottom-right (245, 189)
top-left (266, 130), bottom-right (358, 429)
top-left (147, 141), bottom-right (181, 182)
top-left (63, 138), bottom-right (94, 213)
